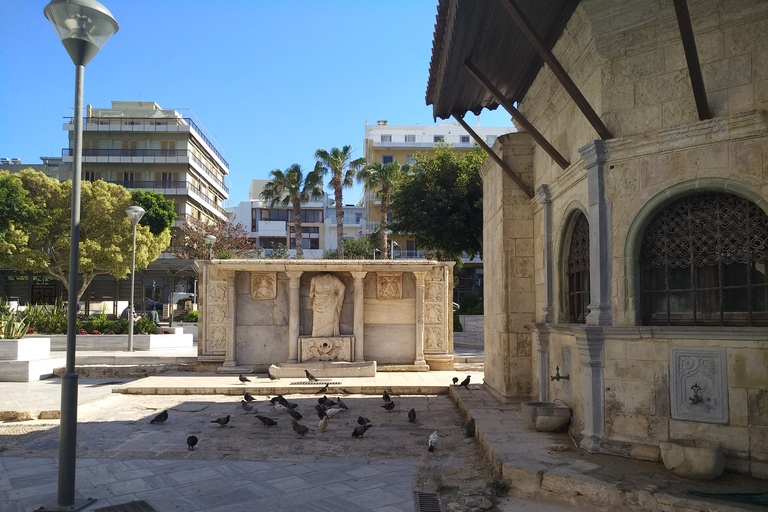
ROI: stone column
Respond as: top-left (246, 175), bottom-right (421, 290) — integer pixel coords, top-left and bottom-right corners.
top-left (533, 324), bottom-right (550, 401)
top-left (575, 326), bottom-right (605, 453)
top-left (413, 271), bottom-right (427, 365)
top-left (286, 271), bottom-right (302, 363)
top-left (222, 271), bottom-right (238, 368)
top-left (537, 185), bottom-right (554, 323)
top-left (351, 271), bottom-right (367, 362)
top-left (579, 140), bottom-right (612, 326)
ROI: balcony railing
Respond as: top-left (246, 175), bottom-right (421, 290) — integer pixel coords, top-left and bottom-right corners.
top-left (84, 179), bottom-right (227, 218)
top-left (65, 116), bottom-right (229, 168)
top-left (63, 147), bottom-right (228, 193)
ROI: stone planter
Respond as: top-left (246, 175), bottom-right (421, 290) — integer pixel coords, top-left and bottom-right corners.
top-left (0, 337), bottom-right (64, 382)
top-left (659, 439), bottom-right (725, 480)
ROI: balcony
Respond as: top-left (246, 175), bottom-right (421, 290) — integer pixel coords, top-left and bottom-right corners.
top-left (62, 148), bottom-right (228, 193)
top-left (64, 116), bottom-right (229, 168)
top-left (258, 220), bottom-right (287, 237)
top-left (84, 179), bottom-right (228, 218)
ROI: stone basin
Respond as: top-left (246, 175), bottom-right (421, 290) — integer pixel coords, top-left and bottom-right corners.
top-left (521, 401), bottom-right (571, 432)
top-left (659, 439), bottom-right (725, 480)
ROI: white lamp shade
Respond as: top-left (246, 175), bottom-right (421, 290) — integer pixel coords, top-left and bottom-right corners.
top-left (125, 205), bottom-right (145, 225)
top-left (44, 0), bottom-right (119, 66)
top-left (204, 235), bottom-right (217, 247)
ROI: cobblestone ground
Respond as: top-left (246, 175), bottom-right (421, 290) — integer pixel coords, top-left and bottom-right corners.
top-left (0, 392), bottom-right (505, 510)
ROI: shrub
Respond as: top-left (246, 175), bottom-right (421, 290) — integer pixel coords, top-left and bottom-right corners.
top-left (182, 310), bottom-right (198, 323)
top-left (459, 293), bottom-right (480, 311)
top-left (465, 301), bottom-right (484, 315)
top-left (453, 311), bottom-right (463, 332)
top-left (465, 418), bottom-right (476, 438)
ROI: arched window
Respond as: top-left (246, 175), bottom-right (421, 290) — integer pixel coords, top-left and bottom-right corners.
top-left (568, 213), bottom-right (590, 323)
top-left (641, 192), bottom-right (768, 326)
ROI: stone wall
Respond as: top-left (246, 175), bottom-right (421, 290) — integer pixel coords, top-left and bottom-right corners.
top-left (198, 260), bottom-right (454, 372)
top-left (482, 0), bottom-right (768, 477)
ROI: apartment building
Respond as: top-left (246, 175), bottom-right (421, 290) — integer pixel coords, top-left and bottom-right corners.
top-left (363, 120), bottom-right (511, 299)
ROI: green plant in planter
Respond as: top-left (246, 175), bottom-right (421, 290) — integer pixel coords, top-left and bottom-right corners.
top-left (0, 314), bottom-right (30, 339)
top-left (182, 310), bottom-right (198, 323)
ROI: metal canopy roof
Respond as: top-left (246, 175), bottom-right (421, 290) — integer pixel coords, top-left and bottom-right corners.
top-left (426, 0), bottom-right (580, 120)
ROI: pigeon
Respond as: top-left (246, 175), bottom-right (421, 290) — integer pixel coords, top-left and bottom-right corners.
top-left (305, 369), bottom-right (318, 381)
top-left (150, 410), bottom-right (168, 425)
top-left (382, 390), bottom-right (391, 403)
top-left (408, 408), bottom-right (416, 422)
top-left (336, 397), bottom-right (348, 410)
top-left (339, 388), bottom-right (353, 394)
top-left (382, 401), bottom-right (395, 412)
top-left (315, 404), bottom-right (328, 413)
top-left (241, 400), bottom-right (254, 413)
top-left (319, 396), bottom-right (336, 407)
top-left (317, 409), bottom-right (328, 420)
top-left (459, 375), bottom-right (471, 389)
top-left (255, 415), bottom-right (277, 427)
top-left (287, 408), bottom-right (303, 421)
top-left (212, 415), bottom-right (230, 427)
top-left (244, 392), bottom-right (255, 402)
top-left (357, 416), bottom-right (371, 426)
top-left (352, 424), bottom-right (372, 438)
top-left (452, 377), bottom-right (459, 386)
top-left (239, 374), bottom-right (251, 384)
top-left (428, 431), bottom-right (438, 451)
top-left (275, 402), bottom-right (289, 414)
top-left (318, 413), bottom-right (329, 433)
top-left (325, 407), bottom-right (343, 418)
top-left (292, 421), bottom-right (310, 437)
top-left (186, 435), bottom-right (198, 451)
top-left (315, 383), bottom-right (329, 395)
top-left (269, 395), bottom-right (283, 404)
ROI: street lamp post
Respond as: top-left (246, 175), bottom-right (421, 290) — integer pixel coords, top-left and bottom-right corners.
top-left (373, 248), bottom-right (380, 260)
top-left (204, 234), bottom-right (217, 260)
top-left (390, 240), bottom-right (399, 260)
top-left (43, 0), bottom-right (118, 510)
top-left (126, 205), bottom-right (145, 352)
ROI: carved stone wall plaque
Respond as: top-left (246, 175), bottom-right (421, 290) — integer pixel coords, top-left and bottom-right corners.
top-left (251, 272), bottom-right (276, 300)
top-left (300, 336), bottom-right (354, 362)
top-left (425, 326), bottom-right (444, 350)
top-left (425, 303), bottom-right (443, 324)
top-left (670, 347), bottom-right (728, 424)
top-left (426, 283), bottom-right (443, 301)
top-left (377, 273), bottom-right (402, 299)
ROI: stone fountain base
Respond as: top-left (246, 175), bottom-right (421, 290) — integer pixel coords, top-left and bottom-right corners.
top-left (269, 360), bottom-right (377, 379)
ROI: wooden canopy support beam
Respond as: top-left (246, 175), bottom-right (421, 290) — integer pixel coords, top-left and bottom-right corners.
top-left (464, 60), bottom-right (570, 169)
top-left (499, 0), bottom-right (613, 140)
top-left (452, 112), bottom-right (534, 199)
top-left (673, 0), bottom-right (711, 120)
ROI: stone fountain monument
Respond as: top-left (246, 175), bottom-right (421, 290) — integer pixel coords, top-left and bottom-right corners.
top-left (196, 259), bottom-right (456, 376)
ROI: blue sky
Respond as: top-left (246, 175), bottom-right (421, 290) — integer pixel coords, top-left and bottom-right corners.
top-left (1, 1), bottom-right (511, 208)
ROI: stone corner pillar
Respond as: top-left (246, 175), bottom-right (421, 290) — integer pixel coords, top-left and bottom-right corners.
top-left (286, 270), bottom-right (303, 363)
top-left (413, 270), bottom-right (428, 366)
top-left (536, 184), bottom-right (554, 323)
top-left (579, 140), bottom-right (612, 326)
top-left (575, 326), bottom-right (606, 453)
top-left (221, 270), bottom-right (238, 368)
top-left (350, 271), bottom-right (367, 362)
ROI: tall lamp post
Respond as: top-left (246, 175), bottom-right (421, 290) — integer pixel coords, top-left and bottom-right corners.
top-left (390, 240), bottom-right (399, 260)
top-left (43, 0), bottom-right (118, 510)
top-left (204, 234), bottom-right (217, 260)
top-left (126, 205), bottom-right (145, 352)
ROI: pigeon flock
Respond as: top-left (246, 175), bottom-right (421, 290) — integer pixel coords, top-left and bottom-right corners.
top-left (146, 371), bottom-right (473, 453)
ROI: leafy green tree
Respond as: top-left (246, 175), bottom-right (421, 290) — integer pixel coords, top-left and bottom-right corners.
top-left (314, 145), bottom-right (366, 259)
top-left (0, 172), bottom-right (44, 263)
top-left (131, 189), bottom-right (176, 235)
top-left (0, 169), bottom-right (171, 302)
top-left (266, 243), bottom-right (289, 259)
top-left (261, 163), bottom-right (323, 259)
top-left (173, 217), bottom-right (259, 260)
top-left (323, 233), bottom-right (378, 260)
top-left (357, 162), bottom-right (410, 259)
top-left (390, 145), bottom-right (486, 260)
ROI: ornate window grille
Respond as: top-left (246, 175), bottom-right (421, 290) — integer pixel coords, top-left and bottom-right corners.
top-left (568, 213), bottom-right (590, 323)
top-left (641, 192), bottom-right (768, 326)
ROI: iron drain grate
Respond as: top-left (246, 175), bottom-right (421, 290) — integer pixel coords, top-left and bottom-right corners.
top-left (289, 381), bottom-right (341, 386)
top-left (94, 500), bottom-right (158, 512)
top-left (413, 491), bottom-right (443, 512)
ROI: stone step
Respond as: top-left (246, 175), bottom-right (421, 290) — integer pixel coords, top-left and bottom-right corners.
top-left (0, 357), bottom-right (66, 382)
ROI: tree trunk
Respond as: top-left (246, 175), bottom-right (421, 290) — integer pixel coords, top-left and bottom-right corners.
top-left (381, 188), bottom-right (389, 259)
top-left (293, 196), bottom-right (303, 259)
top-left (335, 179), bottom-right (344, 259)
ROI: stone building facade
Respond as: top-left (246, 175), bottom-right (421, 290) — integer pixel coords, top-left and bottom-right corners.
top-left (427, 0), bottom-right (768, 478)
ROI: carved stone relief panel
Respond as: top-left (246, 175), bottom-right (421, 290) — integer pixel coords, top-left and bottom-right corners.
top-left (251, 272), bottom-right (276, 300)
top-left (670, 347), bottom-right (728, 424)
top-left (205, 271), bottom-right (229, 355)
top-left (425, 326), bottom-right (444, 350)
top-left (377, 273), bottom-right (402, 299)
top-left (430, 266), bottom-right (444, 281)
top-left (300, 336), bottom-right (354, 362)
top-left (426, 283), bottom-right (443, 302)
top-left (425, 303), bottom-right (443, 324)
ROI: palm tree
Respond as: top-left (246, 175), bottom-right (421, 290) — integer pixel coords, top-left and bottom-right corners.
top-left (357, 162), bottom-right (410, 259)
top-left (314, 145), bottom-right (366, 259)
top-left (260, 164), bottom-right (323, 259)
